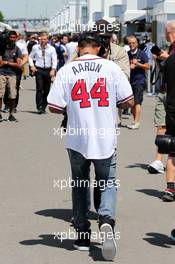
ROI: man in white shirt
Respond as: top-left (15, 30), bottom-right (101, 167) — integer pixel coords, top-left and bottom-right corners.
top-left (29, 33), bottom-right (57, 114)
top-left (66, 34), bottom-right (78, 63)
top-left (47, 33), bottom-right (134, 260)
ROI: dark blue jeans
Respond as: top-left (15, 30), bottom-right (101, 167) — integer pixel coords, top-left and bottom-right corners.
top-left (67, 148), bottom-right (117, 231)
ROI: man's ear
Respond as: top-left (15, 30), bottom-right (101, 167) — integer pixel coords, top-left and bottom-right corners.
top-left (96, 46), bottom-right (101, 53)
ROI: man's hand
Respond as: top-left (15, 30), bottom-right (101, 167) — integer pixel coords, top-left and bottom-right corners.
top-left (132, 59), bottom-right (138, 65)
top-left (130, 63), bottom-right (136, 69)
top-left (0, 60), bottom-right (7, 66)
top-left (50, 69), bottom-right (56, 78)
top-left (158, 50), bottom-right (169, 60)
top-left (31, 65), bottom-right (37, 73)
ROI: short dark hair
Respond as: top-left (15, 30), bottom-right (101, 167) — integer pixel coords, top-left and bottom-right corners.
top-left (61, 34), bottom-right (69, 39)
top-left (78, 33), bottom-right (101, 48)
top-left (9, 31), bottom-right (17, 36)
top-left (71, 34), bottom-right (79, 42)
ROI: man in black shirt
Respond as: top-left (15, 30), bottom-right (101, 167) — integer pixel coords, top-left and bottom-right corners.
top-left (0, 31), bottom-right (22, 122)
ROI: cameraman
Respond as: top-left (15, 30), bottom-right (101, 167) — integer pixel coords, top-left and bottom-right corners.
top-left (0, 31), bottom-right (22, 122)
top-left (162, 21), bottom-right (175, 201)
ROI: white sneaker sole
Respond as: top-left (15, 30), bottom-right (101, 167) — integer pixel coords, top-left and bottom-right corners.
top-left (73, 244), bottom-right (90, 251)
top-left (148, 165), bottom-right (164, 174)
top-left (100, 223), bottom-right (117, 261)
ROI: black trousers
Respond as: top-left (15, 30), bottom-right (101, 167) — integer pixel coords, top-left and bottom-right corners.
top-left (3, 71), bottom-right (22, 108)
top-left (35, 68), bottom-right (51, 110)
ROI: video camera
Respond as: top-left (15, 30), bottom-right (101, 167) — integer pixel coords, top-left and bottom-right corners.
top-left (155, 135), bottom-right (175, 154)
top-left (151, 45), bottom-right (162, 56)
top-left (0, 29), bottom-right (10, 54)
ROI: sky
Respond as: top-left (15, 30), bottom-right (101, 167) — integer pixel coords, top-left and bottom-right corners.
top-left (0, 0), bottom-right (68, 19)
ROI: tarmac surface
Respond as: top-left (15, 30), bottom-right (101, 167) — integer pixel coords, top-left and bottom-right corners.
top-left (0, 78), bottom-right (174, 264)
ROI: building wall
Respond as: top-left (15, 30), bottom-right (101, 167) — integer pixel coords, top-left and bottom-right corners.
top-left (153, 0), bottom-right (175, 46)
top-left (88, 0), bottom-right (102, 26)
top-left (102, 0), bottom-right (122, 22)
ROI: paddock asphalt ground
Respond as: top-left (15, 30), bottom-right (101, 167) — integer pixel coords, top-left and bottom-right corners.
top-left (0, 78), bottom-right (174, 264)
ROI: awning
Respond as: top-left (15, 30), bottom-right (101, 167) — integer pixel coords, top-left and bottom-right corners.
top-left (122, 10), bottom-right (146, 23)
top-left (0, 22), bottom-right (12, 31)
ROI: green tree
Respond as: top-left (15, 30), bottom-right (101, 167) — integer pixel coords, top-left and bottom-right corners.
top-left (0, 11), bottom-right (4, 22)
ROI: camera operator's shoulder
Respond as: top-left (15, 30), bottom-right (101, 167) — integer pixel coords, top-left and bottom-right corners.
top-left (111, 43), bottom-right (127, 57)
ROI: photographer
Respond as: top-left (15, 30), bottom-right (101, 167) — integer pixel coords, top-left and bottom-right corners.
top-left (162, 21), bottom-right (175, 201)
top-left (155, 21), bottom-right (175, 201)
top-left (0, 31), bottom-right (22, 122)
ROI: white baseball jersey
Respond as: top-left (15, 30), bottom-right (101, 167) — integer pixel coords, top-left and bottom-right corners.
top-left (47, 54), bottom-right (133, 159)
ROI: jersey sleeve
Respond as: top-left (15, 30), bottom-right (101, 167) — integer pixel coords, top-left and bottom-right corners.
top-left (47, 70), bottom-right (67, 111)
top-left (114, 66), bottom-right (134, 105)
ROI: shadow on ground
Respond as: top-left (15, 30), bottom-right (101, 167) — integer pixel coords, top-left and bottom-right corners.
top-left (143, 232), bottom-right (175, 248)
top-left (20, 110), bottom-right (40, 115)
top-left (126, 163), bottom-right (148, 170)
top-left (35, 208), bottom-right (98, 223)
top-left (136, 189), bottom-right (164, 199)
top-left (20, 234), bottom-right (105, 261)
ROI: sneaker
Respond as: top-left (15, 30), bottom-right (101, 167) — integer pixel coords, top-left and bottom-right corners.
top-left (118, 121), bottom-right (122, 127)
top-left (73, 230), bottom-right (91, 251)
top-left (37, 107), bottom-right (43, 114)
top-left (162, 189), bottom-right (175, 202)
top-left (70, 216), bottom-right (74, 226)
top-left (2, 106), bottom-right (9, 113)
top-left (100, 223), bottom-right (117, 261)
top-left (8, 115), bottom-right (18, 122)
top-left (37, 107), bottom-right (46, 114)
top-left (13, 108), bottom-right (17, 113)
top-left (127, 122), bottom-right (140, 130)
top-left (148, 160), bottom-right (165, 174)
top-left (0, 114), bottom-right (3, 122)
top-left (171, 229), bottom-right (175, 241)
top-left (41, 109), bottom-right (46, 114)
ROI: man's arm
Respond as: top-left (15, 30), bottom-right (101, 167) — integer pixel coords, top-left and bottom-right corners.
top-left (50, 47), bottom-right (57, 77)
top-left (131, 59), bottom-right (150, 71)
top-left (21, 54), bottom-right (29, 66)
top-left (0, 59), bottom-right (21, 68)
top-left (29, 45), bottom-right (37, 73)
top-left (118, 98), bottom-right (134, 109)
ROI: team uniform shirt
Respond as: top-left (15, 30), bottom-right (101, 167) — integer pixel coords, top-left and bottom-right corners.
top-left (48, 54), bottom-right (133, 159)
top-left (29, 44), bottom-right (57, 69)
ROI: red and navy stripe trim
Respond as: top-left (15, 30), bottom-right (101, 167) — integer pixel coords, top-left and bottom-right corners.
top-left (117, 94), bottom-right (134, 104)
top-left (48, 103), bottom-right (65, 110)
top-left (75, 57), bottom-right (103, 61)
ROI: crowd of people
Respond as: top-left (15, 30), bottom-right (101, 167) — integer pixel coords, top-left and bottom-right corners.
top-left (0, 19), bottom-right (175, 260)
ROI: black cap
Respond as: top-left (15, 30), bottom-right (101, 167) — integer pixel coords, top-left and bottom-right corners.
top-left (92, 19), bottom-right (114, 37)
top-left (78, 32), bottom-right (101, 46)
